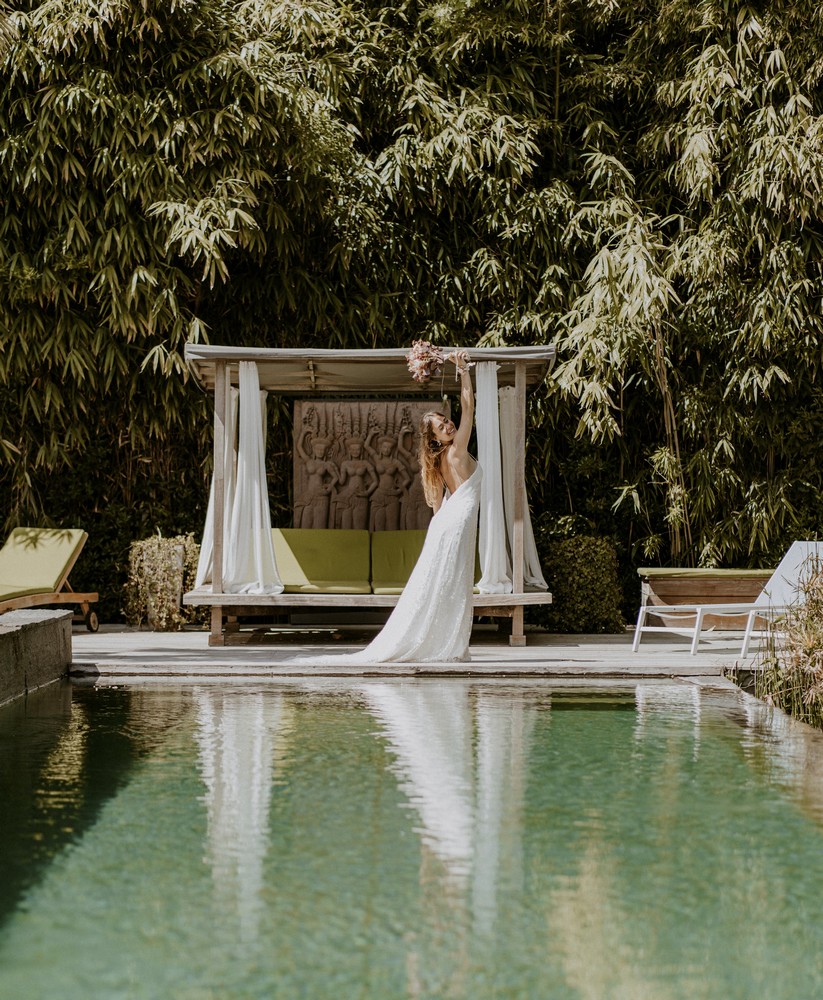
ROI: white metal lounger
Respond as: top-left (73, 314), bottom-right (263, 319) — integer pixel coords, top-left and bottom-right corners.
top-left (632, 541), bottom-right (823, 656)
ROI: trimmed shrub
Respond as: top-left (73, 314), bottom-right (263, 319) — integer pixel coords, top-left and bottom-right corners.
top-left (123, 534), bottom-right (201, 630)
top-left (534, 536), bottom-right (625, 634)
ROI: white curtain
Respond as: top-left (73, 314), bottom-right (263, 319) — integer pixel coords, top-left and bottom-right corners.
top-left (475, 362), bottom-right (512, 594)
top-left (499, 386), bottom-right (549, 591)
top-left (195, 387), bottom-right (239, 588)
top-left (223, 362), bottom-right (284, 595)
top-left (475, 366), bottom-right (548, 593)
top-left (194, 689), bottom-right (293, 948)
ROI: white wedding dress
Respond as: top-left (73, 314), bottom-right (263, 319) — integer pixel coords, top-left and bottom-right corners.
top-left (295, 463), bottom-right (482, 664)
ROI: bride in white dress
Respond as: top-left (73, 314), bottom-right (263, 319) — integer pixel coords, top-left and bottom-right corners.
top-left (299, 351), bottom-right (481, 664)
top-left (360, 350), bottom-right (481, 662)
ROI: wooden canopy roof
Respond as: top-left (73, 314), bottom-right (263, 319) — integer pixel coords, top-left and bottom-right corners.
top-left (184, 345), bottom-right (555, 396)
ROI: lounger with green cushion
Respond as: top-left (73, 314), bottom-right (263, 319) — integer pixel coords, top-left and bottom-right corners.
top-left (271, 528), bottom-right (371, 594)
top-left (0, 527), bottom-right (99, 630)
top-left (633, 541), bottom-right (823, 656)
top-left (370, 530), bottom-right (428, 595)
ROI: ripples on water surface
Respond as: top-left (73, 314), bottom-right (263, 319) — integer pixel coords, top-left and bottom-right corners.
top-left (2, 678), bottom-right (823, 999)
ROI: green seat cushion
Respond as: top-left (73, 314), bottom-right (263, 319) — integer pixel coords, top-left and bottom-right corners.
top-left (0, 582), bottom-right (51, 601)
top-left (284, 581), bottom-right (372, 595)
top-left (272, 528), bottom-right (371, 593)
top-left (371, 531), bottom-right (482, 594)
top-left (370, 530), bottom-right (427, 594)
top-left (0, 528), bottom-right (87, 596)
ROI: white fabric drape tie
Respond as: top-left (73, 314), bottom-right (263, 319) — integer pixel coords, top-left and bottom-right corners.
top-left (499, 386), bottom-right (548, 591)
top-left (475, 362), bottom-right (512, 594)
top-left (475, 363), bottom-right (548, 594)
top-left (195, 387), bottom-right (239, 588)
top-left (223, 362), bottom-right (283, 595)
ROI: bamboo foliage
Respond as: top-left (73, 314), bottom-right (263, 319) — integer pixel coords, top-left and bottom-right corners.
top-left (0, 0), bottom-right (366, 520)
top-left (1, 0), bottom-right (823, 618)
top-left (552, 1), bottom-right (823, 567)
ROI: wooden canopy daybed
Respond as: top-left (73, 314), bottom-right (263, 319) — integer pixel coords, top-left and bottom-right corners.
top-left (182, 345), bottom-right (555, 646)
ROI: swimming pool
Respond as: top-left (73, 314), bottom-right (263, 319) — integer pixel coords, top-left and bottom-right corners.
top-left (1, 678), bottom-right (823, 999)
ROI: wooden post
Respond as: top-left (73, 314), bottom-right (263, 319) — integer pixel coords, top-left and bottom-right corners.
top-left (510, 361), bottom-right (527, 647)
top-left (210, 360), bottom-right (227, 646)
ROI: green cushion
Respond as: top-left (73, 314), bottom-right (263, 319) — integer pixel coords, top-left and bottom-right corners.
top-left (0, 583), bottom-right (49, 601)
top-left (272, 528), bottom-right (371, 593)
top-left (370, 530), bottom-right (483, 593)
top-left (0, 528), bottom-right (87, 596)
top-left (284, 581), bottom-right (372, 595)
top-left (370, 530), bottom-right (427, 594)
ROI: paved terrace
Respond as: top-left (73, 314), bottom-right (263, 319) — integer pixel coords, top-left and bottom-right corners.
top-left (71, 625), bottom-right (749, 682)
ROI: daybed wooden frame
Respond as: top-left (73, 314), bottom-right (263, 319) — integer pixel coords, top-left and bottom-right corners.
top-left (182, 345), bottom-right (555, 646)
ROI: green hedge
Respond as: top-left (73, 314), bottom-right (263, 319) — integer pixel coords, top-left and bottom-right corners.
top-left (534, 536), bottom-right (625, 634)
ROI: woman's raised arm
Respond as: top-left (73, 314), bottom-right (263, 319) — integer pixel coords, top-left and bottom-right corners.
top-left (450, 351), bottom-right (474, 456)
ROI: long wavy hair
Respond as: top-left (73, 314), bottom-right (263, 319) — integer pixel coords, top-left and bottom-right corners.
top-left (419, 411), bottom-right (448, 508)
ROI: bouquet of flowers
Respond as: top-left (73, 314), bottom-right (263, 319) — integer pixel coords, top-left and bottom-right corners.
top-left (406, 341), bottom-right (475, 384)
top-left (406, 340), bottom-right (445, 384)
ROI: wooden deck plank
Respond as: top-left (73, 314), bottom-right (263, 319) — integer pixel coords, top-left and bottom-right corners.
top-left (70, 627), bottom-right (743, 678)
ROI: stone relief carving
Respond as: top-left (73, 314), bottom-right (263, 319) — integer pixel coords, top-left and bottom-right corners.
top-left (293, 401), bottom-right (444, 530)
top-left (293, 427), bottom-right (339, 529)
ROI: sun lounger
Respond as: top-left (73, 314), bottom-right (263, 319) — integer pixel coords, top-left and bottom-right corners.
top-left (0, 528), bottom-right (99, 630)
top-left (632, 541), bottom-right (823, 656)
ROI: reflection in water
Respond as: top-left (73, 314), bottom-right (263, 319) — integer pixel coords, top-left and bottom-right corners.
top-left (740, 692), bottom-right (823, 824)
top-left (635, 682), bottom-right (701, 758)
top-left (360, 684), bottom-right (538, 939)
top-left (0, 683), bottom-right (156, 928)
top-left (472, 693), bottom-right (535, 936)
top-left (194, 689), bottom-right (293, 947)
top-left (0, 683), bottom-right (77, 924)
top-left (361, 685), bottom-right (475, 875)
top-left (8, 681), bottom-right (823, 999)
top-left (549, 838), bottom-right (679, 1000)
top-left (360, 684), bottom-right (540, 1000)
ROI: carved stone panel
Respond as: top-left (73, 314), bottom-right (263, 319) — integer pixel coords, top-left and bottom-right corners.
top-left (293, 401), bottom-right (446, 530)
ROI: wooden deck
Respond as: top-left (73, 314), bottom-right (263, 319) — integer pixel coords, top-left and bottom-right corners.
top-left (70, 625), bottom-right (748, 680)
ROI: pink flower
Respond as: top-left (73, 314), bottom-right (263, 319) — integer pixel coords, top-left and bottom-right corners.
top-left (406, 340), bottom-right (445, 384)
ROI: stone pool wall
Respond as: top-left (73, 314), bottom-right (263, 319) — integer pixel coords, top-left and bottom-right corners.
top-left (0, 609), bottom-right (72, 707)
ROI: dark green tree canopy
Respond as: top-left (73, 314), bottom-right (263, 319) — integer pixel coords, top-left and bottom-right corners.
top-left (2, 0), bottom-right (823, 618)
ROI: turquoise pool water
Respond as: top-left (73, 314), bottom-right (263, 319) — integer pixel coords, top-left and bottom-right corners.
top-left (2, 679), bottom-right (823, 999)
